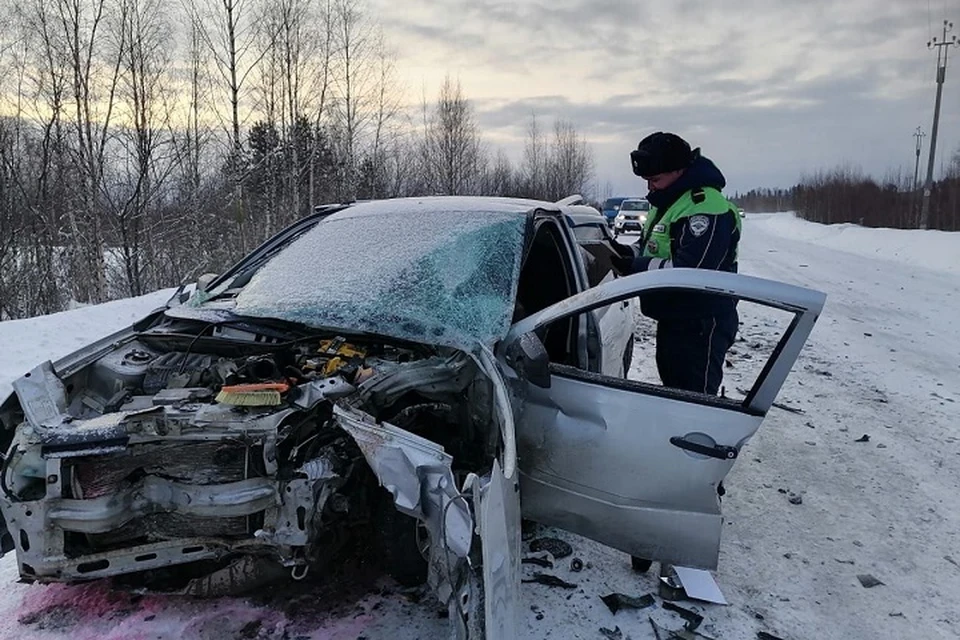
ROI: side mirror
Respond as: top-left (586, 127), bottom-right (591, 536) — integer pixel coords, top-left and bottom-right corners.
top-left (196, 273), bottom-right (219, 293)
top-left (507, 332), bottom-right (551, 389)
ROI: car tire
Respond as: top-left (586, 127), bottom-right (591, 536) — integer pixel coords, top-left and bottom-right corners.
top-left (375, 491), bottom-right (429, 587)
top-left (631, 556), bottom-right (653, 573)
top-left (622, 335), bottom-right (635, 377)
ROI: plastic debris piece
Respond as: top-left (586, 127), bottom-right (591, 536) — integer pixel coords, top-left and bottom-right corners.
top-left (600, 592), bottom-right (656, 614)
top-left (521, 572), bottom-right (577, 589)
top-left (673, 566), bottom-right (728, 605)
top-left (788, 493), bottom-right (803, 505)
top-left (599, 626), bottom-right (623, 640)
top-left (757, 632), bottom-right (786, 640)
top-left (529, 537), bottom-right (573, 559)
top-left (570, 557), bottom-right (584, 572)
top-left (772, 401), bottom-right (804, 414)
top-left (521, 554), bottom-right (553, 569)
top-left (649, 617), bottom-right (664, 640)
top-left (662, 601), bottom-right (704, 632)
top-left (857, 574), bottom-right (884, 588)
top-left (854, 434), bottom-right (870, 443)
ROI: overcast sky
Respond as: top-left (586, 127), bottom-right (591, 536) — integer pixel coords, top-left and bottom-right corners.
top-left (370, 0), bottom-right (960, 195)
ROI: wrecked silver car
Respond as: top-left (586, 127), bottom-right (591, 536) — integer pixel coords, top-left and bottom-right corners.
top-left (0, 196), bottom-right (825, 638)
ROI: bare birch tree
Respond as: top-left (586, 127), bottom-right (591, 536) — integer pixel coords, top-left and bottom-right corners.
top-left (330, 0), bottom-right (379, 199)
top-left (192, 0), bottom-right (266, 251)
top-left (419, 75), bottom-right (485, 196)
top-left (107, 0), bottom-right (176, 297)
top-left (546, 119), bottom-right (594, 200)
top-left (519, 114), bottom-right (546, 198)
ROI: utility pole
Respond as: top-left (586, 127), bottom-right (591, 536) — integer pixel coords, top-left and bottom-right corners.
top-left (913, 126), bottom-right (925, 192)
top-left (913, 126), bottom-right (926, 226)
top-left (920, 20), bottom-right (958, 229)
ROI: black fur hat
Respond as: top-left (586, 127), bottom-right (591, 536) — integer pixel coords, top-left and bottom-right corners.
top-left (630, 132), bottom-right (695, 177)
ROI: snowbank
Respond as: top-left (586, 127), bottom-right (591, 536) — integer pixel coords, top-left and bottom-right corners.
top-left (746, 212), bottom-right (960, 276)
top-left (0, 289), bottom-right (175, 399)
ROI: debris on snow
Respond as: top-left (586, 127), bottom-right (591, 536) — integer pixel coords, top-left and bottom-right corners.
top-left (521, 554), bottom-right (553, 569)
top-left (772, 401), bottom-right (804, 414)
top-left (529, 537), bottom-right (573, 559)
top-left (854, 434), bottom-right (870, 443)
top-left (570, 557), bottom-right (585, 572)
top-left (662, 601), bottom-right (704, 631)
top-left (521, 573), bottom-right (578, 589)
top-left (788, 493), bottom-right (803, 505)
top-left (598, 625), bottom-right (623, 640)
top-left (599, 592), bottom-right (655, 614)
top-left (673, 566), bottom-right (728, 605)
top-left (857, 574), bottom-right (885, 588)
top-left (757, 632), bottom-right (786, 640)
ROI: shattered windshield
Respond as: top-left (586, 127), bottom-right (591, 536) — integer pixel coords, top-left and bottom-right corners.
top-left (199, 208), bottom-right (527, 350)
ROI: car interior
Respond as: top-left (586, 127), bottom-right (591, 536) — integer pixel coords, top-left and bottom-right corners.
top-left (513, 219), bottom-right (580, 366)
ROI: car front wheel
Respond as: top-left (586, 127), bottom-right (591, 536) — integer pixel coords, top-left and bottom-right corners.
top-left (375, 491), bottom-right (429, 586)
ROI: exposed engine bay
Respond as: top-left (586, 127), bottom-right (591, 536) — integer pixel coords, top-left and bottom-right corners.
top-left (1, 322), bottom-right (502, 612)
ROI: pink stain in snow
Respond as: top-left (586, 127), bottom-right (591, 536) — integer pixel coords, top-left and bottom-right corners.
top-left (13, 581), bottom-right (379, 640)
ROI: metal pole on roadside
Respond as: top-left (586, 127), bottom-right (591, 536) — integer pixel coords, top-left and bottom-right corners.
top-left (912, 127), bottom-right (925, 225)
top-left (919, 20), bottom-right (958, 230)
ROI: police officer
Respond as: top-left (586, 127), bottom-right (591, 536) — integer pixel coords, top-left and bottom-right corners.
top-left (611, 132), bottom-right (741, 396)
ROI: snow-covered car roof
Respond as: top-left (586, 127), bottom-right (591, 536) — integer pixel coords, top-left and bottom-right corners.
top-left (176, 197), bottom-right (569, 352)
top-left (323, 195), bottom-right (551, 220)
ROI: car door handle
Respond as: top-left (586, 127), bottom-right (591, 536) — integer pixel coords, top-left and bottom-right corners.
top-left (669, 436), bottom-right (739, 460)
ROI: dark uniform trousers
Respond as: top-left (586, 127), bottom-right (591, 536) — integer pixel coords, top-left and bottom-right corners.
top-left (655, 309), bottom-right (738, 396)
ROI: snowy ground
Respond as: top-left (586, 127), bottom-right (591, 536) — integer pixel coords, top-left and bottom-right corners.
top-left (0, 212), bottom-right (957, 640)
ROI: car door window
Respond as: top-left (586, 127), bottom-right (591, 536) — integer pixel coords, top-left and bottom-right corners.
top-left (513, 220), bottom-right (580, 366)
top-left (501, 270), bottom-right (825, 569)
top-left (612, 298), bottom-right (797, 400)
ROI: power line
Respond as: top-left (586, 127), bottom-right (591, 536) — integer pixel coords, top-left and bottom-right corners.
top-left (919, 19), bottom-right (958, 229)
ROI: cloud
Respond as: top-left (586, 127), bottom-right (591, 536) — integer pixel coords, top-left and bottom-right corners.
top-left (371, 0), bottom-right (960, 192)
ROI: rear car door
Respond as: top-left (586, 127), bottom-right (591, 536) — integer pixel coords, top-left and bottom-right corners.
top-left (563, 211), bottom-right (637, 377)
top-left (498, 269), bottom-right (825, 569)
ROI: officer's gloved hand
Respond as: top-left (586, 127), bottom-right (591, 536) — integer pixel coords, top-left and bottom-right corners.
top-left (610, 242), bottom-right (640, 275)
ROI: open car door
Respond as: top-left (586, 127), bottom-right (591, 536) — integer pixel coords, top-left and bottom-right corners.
top-left (499, 269), bottom-right (825, 570)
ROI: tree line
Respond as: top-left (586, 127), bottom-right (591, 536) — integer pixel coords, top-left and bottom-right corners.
top-left (733, 150), bottom-right (960, 231)
top-left (0, 0), bottom-right (595, 320)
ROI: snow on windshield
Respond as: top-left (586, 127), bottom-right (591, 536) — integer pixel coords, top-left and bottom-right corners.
top-left (231, 209), bottom-right (527, 350)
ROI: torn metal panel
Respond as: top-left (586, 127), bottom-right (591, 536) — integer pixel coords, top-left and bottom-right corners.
top-left (478, 459), bottom-right (521, 640)
top-left (291, 377), bottom-right (356, 410)
top-left (476, 346), bottom-right (516, 478)
top-left (258, 455), bottom-right (341, 547)
top-left (357, 352), bottom-right (474, 407)
top-left (333, 404), bottom-right (472, 559)
top-left (12, 361), bottom-right (70, 429)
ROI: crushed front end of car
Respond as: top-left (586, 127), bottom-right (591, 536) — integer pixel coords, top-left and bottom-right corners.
top-left (0, 326), bottom-right (509, 631)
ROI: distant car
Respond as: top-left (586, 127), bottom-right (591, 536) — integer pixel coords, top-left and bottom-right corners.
top-left (0, 196), bottom-right (824, 639)
top-left (601, 196), bottom-right (631, 226)
top-left (614, 198), bottom-right (651, 235)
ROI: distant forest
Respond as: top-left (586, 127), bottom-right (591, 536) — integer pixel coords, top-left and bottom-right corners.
top-left (733, 154), bottom-right (960, 231)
